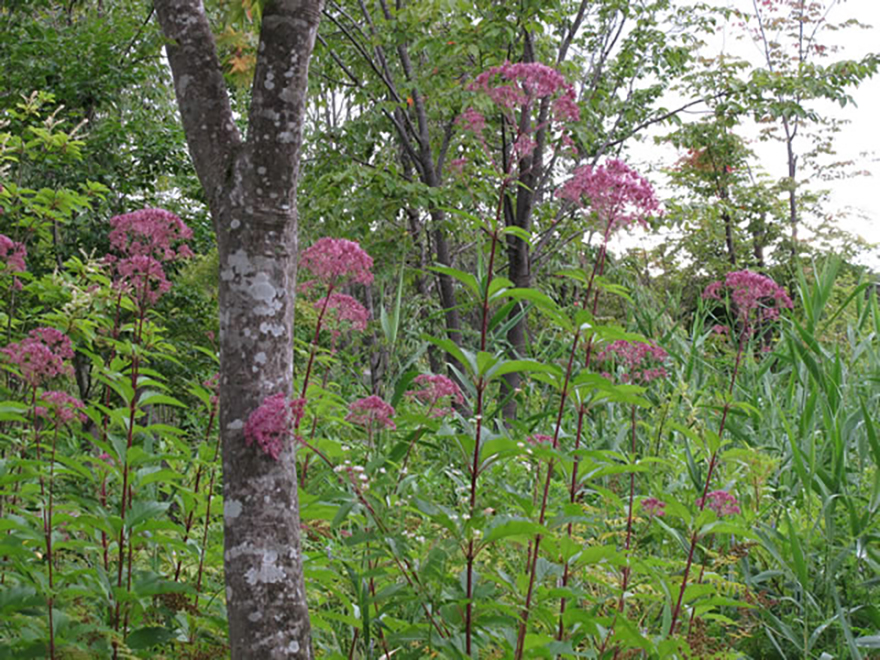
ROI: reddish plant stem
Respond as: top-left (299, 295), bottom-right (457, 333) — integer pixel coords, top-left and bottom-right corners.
top-left (174, 404), bottom-right (217, 582)
top-left (397, 427), bottom-right (426, 484)
top-left (366, 550), bottom-right (392, 659)
top-left (521, 240), bottom-right (608, 657)
top-left (100, 473), bottom-right (110, 572)
top-left (514, 318), bottom-right (581, 656)
top-left (44, 422), bottom-right (60, 660)
top-left (97, 292), bottom-right (125, 579)
top-left (668, 332), bottom-right (745, 635)
top-left (464, 183), bottom-right (507, 656)
top-left (515, 456), bottom-right (556, 659)
top-left (300, 364), bottom-right (332, 487)
top-left (618, 404), bottom-right (639, 613)
top-left (296, 289), bottom-right (335, 489)
top-left (113, 308), bottom-right (146, 644)
top-left (123, 525), bottom-right (135, 638)
top-left (687, 537), bottom-right (714, 633)
top-left (2, 388), bottom-right (40, 587)
top-left (524, 461), bottom-right (544, 566)
top-left (465, 378), bottom-right (486, 656)
top-left (557, 404), bottom-right (586, 639)
top-left (193, 425), bottom-right (222, 606)
top-left (300, 284), bottom-right (334, 401)
top-left (302, 439), bottom-right (449, 639)
top-left (347, 628), bottom-right (360, 660)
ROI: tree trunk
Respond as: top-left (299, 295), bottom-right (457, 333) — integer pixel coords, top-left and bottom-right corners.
top-left (500, 37), bottom-right (549, 420)
top-left (786, 133), bottom-right (798, 261)
top-left (154, 1), bottom-right (323, 657)
top-left (406, 207), bottom-right (442, 375)
top-left (723, 209), bottom-right (736, 265)
top-left (753, 211), bottom-right (767, 268)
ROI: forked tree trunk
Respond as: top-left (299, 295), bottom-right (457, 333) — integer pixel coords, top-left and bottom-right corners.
top-left (154, 1), bottom-right (323, 657)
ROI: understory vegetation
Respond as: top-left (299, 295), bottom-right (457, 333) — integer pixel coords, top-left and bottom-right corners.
top-left (2, 1), bottom-right (880, 658)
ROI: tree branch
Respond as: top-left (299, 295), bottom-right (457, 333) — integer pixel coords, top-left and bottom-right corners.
top-left (247, 0), bottom-right (324, 216)
top-left (598, 92), bottom-right (728, 154)
top-left (153, 0), bottom-right (242, 213)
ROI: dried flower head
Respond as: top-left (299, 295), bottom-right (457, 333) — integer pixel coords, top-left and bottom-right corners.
top-left (2, 327), bottom-right (74, 386)
top-left (300, 238), bottom-right (373, 286)
top-left (346, 395), bottom-right (396, 431)
top-left (244, 393), bottom-right (307, 460)
top-left (406, 374), bottom-right (464, 418)
top-left (556, 159), bottom-right (660, 234)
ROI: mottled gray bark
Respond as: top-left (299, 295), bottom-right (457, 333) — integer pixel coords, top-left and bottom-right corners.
top-left (154, 1), bottom-right (323, 657)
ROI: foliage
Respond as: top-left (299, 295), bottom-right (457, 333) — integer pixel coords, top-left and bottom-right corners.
top-left (1, 1), bottom-right (879, 658)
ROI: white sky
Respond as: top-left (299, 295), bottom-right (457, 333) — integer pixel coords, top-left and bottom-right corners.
top-left (627, 0), bottom-right (880, 266)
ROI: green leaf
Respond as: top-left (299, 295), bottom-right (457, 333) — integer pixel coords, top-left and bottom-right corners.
top-left (125, 500), bottom-right (171, 531)
top-left (485, 359), bottom-right (561, 381)
top-left (786, 512), bottom-right (808, 590)
top-left (500, 225), bottom-right (533, 245)
top-left (422, 334), bottom-right (473, 374)
top-left (429, 265), bottom-right (479, 297)
top-left (483, 519), bottom-right (547, 543)
top-left (136, 468), bottom-right (184, 487)
top-left (126, 626), bottom-right (175, 650)
top-left (138, 391), bottom-right (186, 408)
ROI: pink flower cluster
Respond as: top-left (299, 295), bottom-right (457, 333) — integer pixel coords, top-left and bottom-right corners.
top-left (107, 208), bottom-right (194, 307)
top-left (527, 434), bottom-right (553, 446)
top-left (703, 270), bottom-right (793, 325)
top-left (315, 293), bottom-right (370, 334)
top-left (36, 390), bottom-right (86, 425)
top-left (469, 62), bottom-right (580, 121)
top-left (447, 157), bottom-right (468, 178)
top-left (346, 395), bottom-right (396, 431)
top-left (116, 255), bottom-right (172, 306)
top-left (456, 107), bottom-right (487, 134)
top-left (300, 238), bottom-right (374, 287)
top-left (458, 62), bottom-right (579, 165)
top-left (556, 159), bottom-right (660, 234)
top-left (2, 327), bottom-right (74, 386)
top-left (598, 340), bottom-right (668, 384)
top-left (108, 208), bottom-right (194, 262)
top-left (697, 490), bottom-right (741, 517)
top-left (244, 393), bottom-right (306, 460)
top-left (406, 374), bottom-right (464, 418)
top-left (641, 497), bottom-right (667, 517)
top-left (0, 234), bottom-right (27, 273)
